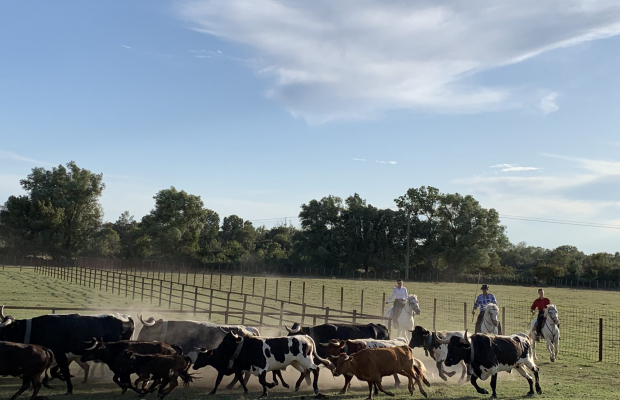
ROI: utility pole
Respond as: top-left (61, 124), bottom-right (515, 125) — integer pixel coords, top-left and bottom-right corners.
top-left (405, 212), bottom-right (411, 280)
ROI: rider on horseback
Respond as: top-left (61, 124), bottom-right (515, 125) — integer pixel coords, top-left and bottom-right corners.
top-left (386, 279), bottom-right (408, 328)
top-left (531, 289), bottom-right (551, 340)
top-left (472, 284), bottom-right (498, 333)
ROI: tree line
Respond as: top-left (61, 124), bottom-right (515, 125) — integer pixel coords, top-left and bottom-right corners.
top-left (1, 162), bottom-right (619, 282)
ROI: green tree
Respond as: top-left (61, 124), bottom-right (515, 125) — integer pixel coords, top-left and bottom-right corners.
top-left (220, 215), bottom-right (256, 251)
top-left (112, 211), bottom-right (151, 259)
top-left (0, 161), bottom-right (104, 259)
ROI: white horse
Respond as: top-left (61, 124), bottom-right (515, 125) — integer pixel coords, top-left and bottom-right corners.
top-left (480, 304), bottom-right (501, 334)
top-left (529, 304), bottom-right (560, 362)
top-left (385, 295), bottom-right (421, 341)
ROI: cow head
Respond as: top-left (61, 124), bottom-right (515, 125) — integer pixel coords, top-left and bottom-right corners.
top-left (285, 323), bottom-right (304, 335)
top-left (80, 338), bottom-right (106, 362)
top-left (408, 326), bottom-right (430, 348)
top-left (438, 330), bottom-right (471, 367)
top-left (137, 315), bottom-right (164, 340)
top-left (0, 306), bottom-right (18, 339)
top-left (332, 353), bottom-right (353, 377)
top-left (321, 339), bottom-right (346, 359)
top-left (408, 295), bottom-right (421, 315)
top-left (192, 348), bottom-right (216, 370)
top-left (373, 323), bottom-right (390, 340)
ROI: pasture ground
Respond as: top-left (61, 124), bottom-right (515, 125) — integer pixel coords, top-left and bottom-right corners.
top-left (1, 268), bottom-right (619, 399)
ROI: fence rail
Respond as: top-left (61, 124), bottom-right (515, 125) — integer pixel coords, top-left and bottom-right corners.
top-left (20, 263), bottom-right (620, 364)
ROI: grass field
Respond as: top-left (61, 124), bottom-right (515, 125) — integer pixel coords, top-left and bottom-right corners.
top-left (1, 267), bottom-right (620, 399)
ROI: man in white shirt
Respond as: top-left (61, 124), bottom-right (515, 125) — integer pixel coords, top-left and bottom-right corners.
top-left (386, 279), bottom-right (408, 326)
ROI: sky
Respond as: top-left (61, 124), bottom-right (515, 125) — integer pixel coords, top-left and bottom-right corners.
top-left (1, 1), bottom-right (620, 254)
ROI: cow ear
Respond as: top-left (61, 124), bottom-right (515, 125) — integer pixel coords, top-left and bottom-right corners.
top-left (339, 341), bottom-right (346, 349)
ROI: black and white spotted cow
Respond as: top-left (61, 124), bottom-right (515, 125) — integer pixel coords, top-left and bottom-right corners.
top-left (439, 331), bottom-right (542, 399)
top-left (193, 331), bottom-right (333, 397)
top-left (408, 326), bottom-right (469, 382)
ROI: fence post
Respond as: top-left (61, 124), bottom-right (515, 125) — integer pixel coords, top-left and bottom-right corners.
top-left (259, 297), bottom-right (266, 327)
top-left (288, 281), bottom-right (292, 302)
top-left (159, 280), bottom-right (163, 307)
top-left (208, 289), bottom-right (213, 321)
top-left (340, 287), bottom-right (344, 311)
top-left (599, 318), bottom-right (603, 362)
top-left (302, 282), bottom-right (306, 305)
top-left (264, 278), bottom-right (267, 297)
top-left (301, 304), bottom-right (306, 325)
top-left (219, 274), bottom-right (222, 290)
top-left (252, 278), bottom-right (256, 296)
top-left (132, 276), bottom-right (137, 300)
top-left (111, 273), bottom-right (115, 295)
top-left (381, 293), bottom-right (386, 317)
top-left (353, 309), bottom-right (357, 324)
top-left (241, 294), bottom-right (248, 324)
top-left (433, 298), bottom-right (437, 331)
top-left (241, 276), bottom-right (245, 294)
top-left (202, 267), bottom-right (206, 288)
top-left (502, 306), bottom-right (506, 334)
top-left (278, 301), bottom-right (284, 335)
top-left (193, 287), bottom-right (199, 316)
top-left (464, 302), bottom-right (467, 331)
top-left (275, 279), bottom-right (278, 300)
top-left (325, 307), bottom-right (330, 324)
top-left (106, 271), bottom-right (109, 292)
top-left (231, 275), bottom-right (234, 292)
top-left (150, 279), bottom-right (154, 304)
top-left (360, 290), bottom-right (364, 315)
top-left (168, 282), bottom-right (173, 309)
top-left (180, 285), bottom-right (185, 311)
top-left (140, 277), bottom-right (145, 302)
top-left (225, 292), bottom-right (231, 324)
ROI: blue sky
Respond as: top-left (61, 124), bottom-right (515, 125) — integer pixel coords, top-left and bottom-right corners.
top-left (1, 1), bottom-right (620, 254)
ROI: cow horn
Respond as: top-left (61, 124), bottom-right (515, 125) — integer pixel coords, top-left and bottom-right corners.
top-left (0, 316), bottom-right (14, 328)
top-left (84, 338), bottom-right (99, 351)
top-left (459, 330), bottom-right (470, 345)
top-left (194, 346), bottom-right (209, 353)
top-left (343, 354), bottom-right (350, 361)
top-left (433, 331), bottom-right (450, 345)
top-left (220, 327), bottom-right (231, 333)
top-left (139, 315), bottom-right (157, 327)
top-left (0, 305), bottom-right (4, 320)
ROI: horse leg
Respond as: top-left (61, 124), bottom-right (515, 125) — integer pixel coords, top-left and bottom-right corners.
top-left (546, 336), bottom-right (555, 362)
top-left (531, 332), bottom-right (538, 360)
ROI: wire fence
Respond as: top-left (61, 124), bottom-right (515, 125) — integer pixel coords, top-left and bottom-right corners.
top-left (22, 263), bottom-right (620, 364)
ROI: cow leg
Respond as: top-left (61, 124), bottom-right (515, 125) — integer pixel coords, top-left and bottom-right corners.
top-left (274, 370), bottom-right (289, 388)
top-left (55, 352), bottom-right (74, 394)
top-left (340, 374), bottom-right (353, 394)
top-left (295, 370), bottom-right (308, 392)
top-left (366, 381), bottom-right (374, 400)
top-left (393, 372), bottom-right (401, 386)
top-left (209, 372), bottom-right (225, 395)
top-left (458, 361), bottom-right (468, 383)
top-left (258, 371), bottom-right (273, 397)
top-left (515, 366), bottom-right (535, 397)
top-left (9, 377), bottom-right (30, 400)
top-left (470, 375), bottom-right (489, 395)
top-left (375, 379), bottom-right (395, 397)
top-left (490, 373), bottom-right (498, 399)
top-left (533, 366), bottom-right (542, 395)
top-left (76, 360), bottom-right (90, 384)
top-left (310, 367), bottom-right (321, 395)
top-left (224, 375), bottom-right (239, 390)
top-left (235, 372), bottom-right (249, 394)
top-left (28, 374), bottom-right (42, 400)
top-left (159, 376), bottom-right (178, 399)
top-left (436, 361), bottom-right (448, 381)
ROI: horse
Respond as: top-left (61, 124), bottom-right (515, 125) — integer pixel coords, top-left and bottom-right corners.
top-left (529, 304), bottom-right (560, 362)
top-left (479, 304), bottom-right (501, 335)
top-left (384, 295), bottom-right (421, 341)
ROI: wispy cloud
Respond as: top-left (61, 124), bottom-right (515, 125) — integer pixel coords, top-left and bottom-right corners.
top-left (177, 0), bottom-right (620, 122)
top-left (539, 92), bottom-right (559, 114)
top-left (353, 158), bottom-right (397, 165)
top-left (490, 163), bottom-right (542, 172)
top-left (0, 151), bottom-right (53, 166)
top-left (120, 45), bottom-right (133, 50)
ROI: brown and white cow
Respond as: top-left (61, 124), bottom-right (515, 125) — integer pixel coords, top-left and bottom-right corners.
top-left (0, 341), bottom-right (55, 400)
top-left (332, 345), bottom-right (430, 399)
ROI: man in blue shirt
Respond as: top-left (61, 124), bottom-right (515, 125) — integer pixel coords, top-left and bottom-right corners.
top-left (472, 284), bottom-right (498, 333)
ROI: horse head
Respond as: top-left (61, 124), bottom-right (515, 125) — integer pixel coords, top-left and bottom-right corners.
top-left (545, 304), bottom-right (559, 325)
top-left (485, 304), bottom-right (500, 327)
top-left (408, 295), bottom-right (421, 315)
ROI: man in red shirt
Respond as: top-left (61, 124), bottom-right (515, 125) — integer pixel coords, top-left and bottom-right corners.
top-left (531, 288), bottom-right (551, 337)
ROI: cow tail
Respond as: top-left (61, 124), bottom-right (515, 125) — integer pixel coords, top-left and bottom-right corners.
top-left (179, 356), bottom-right (196, 388)
top-left (42, 349), bottom-right (55, 389)
top-left (308, 337), bottom-right (334, 370)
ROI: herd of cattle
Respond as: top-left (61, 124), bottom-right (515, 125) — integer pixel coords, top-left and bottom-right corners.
top-left (0, 306), bottom-right (543, 400)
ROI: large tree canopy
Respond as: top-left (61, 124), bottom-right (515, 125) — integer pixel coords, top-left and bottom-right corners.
top-left (0, 161), bottom-right (104, 259)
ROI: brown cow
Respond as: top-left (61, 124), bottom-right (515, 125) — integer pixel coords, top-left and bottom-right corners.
top-left (332, 345), bottom-right (430, 399)
top-left (0, 341), bottom-right (55, 400)
top-left (323, 338), bottom-right (407, 394)
top-left (124, 351), bottom-right (193, 398)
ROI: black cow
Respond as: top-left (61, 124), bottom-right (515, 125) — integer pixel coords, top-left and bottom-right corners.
top-left (0, 341), bottom-right (55, 400)
top-left (440, 331), bottom-right (542, 399)
top-left (0, 307), bottom-right (134, 394)
top-left (285, 322), bottom-right (390, 358)
top-left (80, 339), bottom-right (181, 394)
top-left (408, 326), bottom-right (468, 382)
top-left (194, 331), bottom-right (333, 397)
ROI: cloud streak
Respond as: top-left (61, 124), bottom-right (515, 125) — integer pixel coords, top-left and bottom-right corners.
top-left (354, 158), bottom-right (397, 165)
top-left (177, 0), bottom-right (620, 122)
top-left (491, 163), bottom-right (542, 172)
top-left (0, 151), bottom-right (53, 166)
